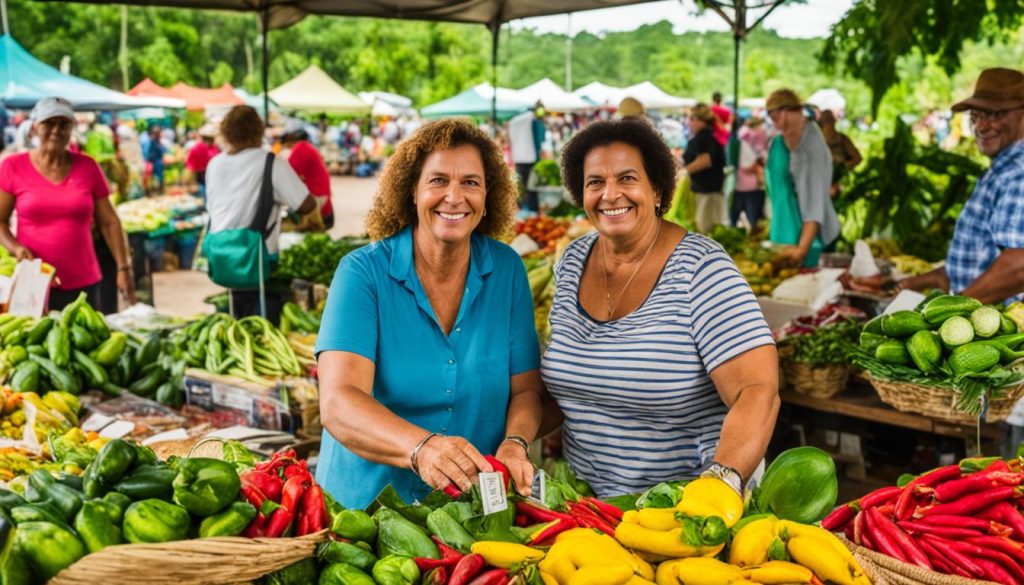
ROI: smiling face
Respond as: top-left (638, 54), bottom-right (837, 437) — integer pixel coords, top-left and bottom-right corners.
top-left (34, 117), bottom-right (73, 152)
top-left (414, 143), bottom-right (487, 246)
top-left (972, 109), bottom-right (1024, 158)
top-left (582, 142), bottom-right (660, 240)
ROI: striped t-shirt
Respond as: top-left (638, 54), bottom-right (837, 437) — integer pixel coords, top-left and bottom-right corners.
top-left (540, 231), bottom-right (774, 497)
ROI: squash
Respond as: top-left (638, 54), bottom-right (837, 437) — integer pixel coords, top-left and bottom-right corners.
top-left (752, 447), bottom-right (838, 525)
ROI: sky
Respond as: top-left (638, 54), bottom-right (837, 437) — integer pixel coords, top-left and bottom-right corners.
top-left (513, 0), bottom-right (856, 39)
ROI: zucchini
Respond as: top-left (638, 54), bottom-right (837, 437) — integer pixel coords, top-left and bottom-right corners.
top-left (875, 340), bottom-right (911, 365)
top-left (906, 330), bottom-right (942, 373)
top-left (26, 317), bottom-right (54, 346)
top-left (859, 331), bottom-right (889, 352)
top-left (948, 343), bottom-right (1001, 376)
top-left (939, 316), bottom-right (975, 348)
top-left (137, 334), bottom-right (162, 367)
top-left (10, 361), bottom-right (40, 393)
top-left (862, 315), bottom-right (884, 335)
top-left (46, 323), bottom-right (71, 368)
top-left (128, 367), bottom-right (165, 397)
top-left (69, 325), bottom-right (99, 352)
top-left (881, 311), bottom-right (930, 338)
top-left (28, 354), bottom-right (81, 395)
top-left (72, 349), bottom-right (108, 389)
top-left (922, 295), bottom-right (983, 325)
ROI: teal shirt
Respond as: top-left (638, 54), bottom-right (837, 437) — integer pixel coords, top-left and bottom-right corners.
top-left (765, 135), bottom-right (823, 267)
top-left (314, 226), bottom-right (541, 508)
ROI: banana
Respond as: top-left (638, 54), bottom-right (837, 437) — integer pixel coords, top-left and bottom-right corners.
top-left (741, 561), bottom-right (813, 584)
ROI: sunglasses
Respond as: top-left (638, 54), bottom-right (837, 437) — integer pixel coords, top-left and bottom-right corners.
top-left (969, 107), bottom-right (1024, 124)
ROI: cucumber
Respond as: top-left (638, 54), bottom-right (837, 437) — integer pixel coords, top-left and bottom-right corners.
top-left (72, 349), bottom-right (108, 389)
top-left (922, 295), bottom-right (983, 325)
top-left (881, 311), bottom-right (930, 338)
top-left (948, 343), bottom-right (1001, 376)
top-left (28, 354), bottom-right (81, 395)
top-left (875, 340), bottom-right (911, 365)
top-left (906, 330), bottom-right (942, 373)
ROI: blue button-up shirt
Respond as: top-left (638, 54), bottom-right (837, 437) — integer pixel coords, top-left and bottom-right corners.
top-left (314, 226), bottom-right (540, 508)
top-left (947, 141), bottom-right (1024, 305)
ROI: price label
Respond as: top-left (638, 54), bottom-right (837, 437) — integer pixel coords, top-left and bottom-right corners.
top-left (478, 471), bottom-right (508, 514)
top-left (530, 469), bottom-right (547, 505)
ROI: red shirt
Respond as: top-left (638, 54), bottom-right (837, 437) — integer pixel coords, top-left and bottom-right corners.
top-left (186, 141), bottom-right (219, 173)
top-left (711, 104), bottom-right (732, 146)
top-left (287, 141), bottom-right (332, 217)
top-left (0, 152), bottom-right (110, 290)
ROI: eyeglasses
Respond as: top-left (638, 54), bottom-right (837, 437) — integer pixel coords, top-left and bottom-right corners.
top-left (969, 107), bottom-right (1024, 124)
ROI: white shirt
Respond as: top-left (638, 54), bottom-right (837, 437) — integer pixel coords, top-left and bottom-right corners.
top-left (206, 148), bottom-right (308, 254)
top-left (508, 112), bottom-right (537, 164)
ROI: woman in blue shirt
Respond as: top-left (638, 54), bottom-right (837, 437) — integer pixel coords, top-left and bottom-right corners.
top-left (315, 119), bottom-right (543, 508)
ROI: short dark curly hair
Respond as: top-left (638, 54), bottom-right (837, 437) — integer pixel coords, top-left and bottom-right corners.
top-left (560, 119), bottom-right (677, 216)
top-left (220, 105), bottom-right (264, 150)
top-left (365, 118), bottom-right (517, 240)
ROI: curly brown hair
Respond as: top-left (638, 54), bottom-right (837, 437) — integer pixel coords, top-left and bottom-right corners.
top-left (220, 106), bottom-right (264, 150)
top-left (366, 119), bottom-right (517, 240)
top-left (560, 118), bottom-right (677, 216)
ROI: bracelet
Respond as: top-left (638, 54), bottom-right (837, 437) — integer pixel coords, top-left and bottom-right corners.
top-left (502, 435), bottom-right (530, 453)
top-left (117, 265), bottom-right (132, 272)
top-left (409, 432), bottom-right (440, 476)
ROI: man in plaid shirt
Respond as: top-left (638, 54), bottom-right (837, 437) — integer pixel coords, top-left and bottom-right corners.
top-left (902, 68), bottom-right (1024, 305)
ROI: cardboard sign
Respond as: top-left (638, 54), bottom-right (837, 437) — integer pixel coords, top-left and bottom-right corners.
top-left (7, 260), bottom-right (53, 317)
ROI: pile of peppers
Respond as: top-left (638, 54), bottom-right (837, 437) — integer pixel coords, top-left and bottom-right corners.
top-left (239, 449), bottom-right (328, 538)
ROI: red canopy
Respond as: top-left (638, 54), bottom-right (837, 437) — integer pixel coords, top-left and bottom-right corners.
top-left (127, 79), bottom-right (243, 112)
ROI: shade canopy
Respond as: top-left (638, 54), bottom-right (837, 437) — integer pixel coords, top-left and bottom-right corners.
top-left (572, 81), bottom-right (624, 107)
top-left (619, 81), bottom-right (694, 110)
top-left (516, 78), bottom-right (592, 112)
top-left (421, 83), bottom-right (531, 119)
top-left (358, 91), bottom-right (415, 117)
top-left (806, 88), bottom-right (846, 114)
top-left (128, 79), bottom-right (244, 111)
top-left (269, 65), bottom-right (370, 114)
top-left (0, 35), bottom-right (184, 110)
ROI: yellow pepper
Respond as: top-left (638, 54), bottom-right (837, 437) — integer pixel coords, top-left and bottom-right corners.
top-left (674, 477), bottom-right (743, 528)
top-left (470, 541), bottom-right (545, 568)
top-left (658, 558), bottom-right (746, 585)
top-left (741, 561), bottom-right (813, 584)
top-left (728, 516), bottom-right (780, 567)
top-left (636, 508), bottom-right (680, 531)
top-left (614, 522), bottom-right (723, 559)
top-left (568, 565), bottom-right (632, 585)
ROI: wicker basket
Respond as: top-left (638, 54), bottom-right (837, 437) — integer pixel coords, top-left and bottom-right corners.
top-left (841, 537), bottom-right (998, 585)
top-left (866, 374), bottom-right (1024, 423)
top-left (783, 360), bottom-right (850, 398)
top-left (50, 530), bottom-right (327, 585)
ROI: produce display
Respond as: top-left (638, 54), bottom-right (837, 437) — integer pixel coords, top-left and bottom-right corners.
top-left (777, 305), bottom-right (866, 368)
top-left (709, 227), bottom-right (799, 297)
top-left (515, 217), bottom-right (570, 257)
top-left (823, 456), bottom-right (1024, 585)
top-left (116, 194), bottom-right (204, 234)
top-left (275, 234), bottom-right (367, 285)
top-left (852, 293), bottom-right (1024, 413)
top-left (171, 313), bottom-right (303, 382)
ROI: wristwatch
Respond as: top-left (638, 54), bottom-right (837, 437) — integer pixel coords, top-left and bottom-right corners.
top-left (701, 462), bottom-right (743, 495)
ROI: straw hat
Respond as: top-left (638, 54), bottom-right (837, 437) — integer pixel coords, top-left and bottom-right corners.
top-left (951, 68), bottom-right (1024, 112)
top-left (766, 89), bottom-right (803, 111)
top-left (617, 97), bottom-right (645, 117)
top-left (745, 116), bottom-right (764, 128)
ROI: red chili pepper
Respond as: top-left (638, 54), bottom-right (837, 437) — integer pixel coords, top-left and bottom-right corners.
top-left (263, 507), bottom-right (295, 538)
top-left (918, 534), bottom-right (987, 579)
top-left (483, 455), bottom-right (511, 489)
top-left (422, 567), bottom-right (448, 585)
top-left (584, 497), bottom-right (624, 522)
top-left (859, 485), bottom-right (903, 509)
top-left (528, 517), bottom-right (577, 545)
top-left (971, 556), bottom-right (1016, 585)
top-left (515, 500), bottom-right (573, 523)
top-left (976, 501), bottom-right (1024, 540)
top-left (897, 519), bottom-right (985, 540)
top-left (255, 449), bottom-right (297, 475)
top-left (966, 535), bottom-right (1024, 564)
top-left (894, 465), bottom-right (961, 520)
top-left (514, 514), bottom-right (529, 527)
top-left (852, 510), bottom-right (867, 547)
top-left (443, 484), bottom-right (463, 499)
top-left (467, 568), bottom-right (509, 585)
top-left (430, 535), bottom-right (465, 564)
top-left (862, 506), bottom-right (907, 561)
top-left (918, 514), bottom-right (1013, 537)
top-left (567, 501), bottom-right (616, 536)
top-left (821, 504), bottom-right (857, 532)
top-left (280, 475), bottom-right (309, 511)
top-left (916, 536), bottom-right (972, 579)
top-left (448, 553), bottom-right (486, 585)
top-left (240, 470), bottom-right (283, 503)
top-left (240, 483), bottom-right (267, 509)
top-left (283, 460), bottom-right (312, 483)
top-left (917, 485), bottom-right (1023, 518)
top-left (243, 512), bottom-right (267, 538)
top-left (297, 484), bottom-right (326, 536)
top-left (961, 543), bottom-right (1024, 583)
top-left (868, 507), bottom-right (931, 569)
top-left (933, 471), bottom-right (1024, 502)
top-left (415, 557), bottom-right (451, 572)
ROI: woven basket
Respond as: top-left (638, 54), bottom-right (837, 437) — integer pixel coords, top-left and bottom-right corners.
top-left (866, 374), bottom-right (1024, 423)
top-left (50, 530), bottom-right (327, 585)
top-left (841, 537), bottom-right (997, 585)
top-left (783, 360), bottom-right (850, 398)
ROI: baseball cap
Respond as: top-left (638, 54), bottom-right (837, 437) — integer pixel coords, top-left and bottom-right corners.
top-left (30, 97), bottom-right (75, 124)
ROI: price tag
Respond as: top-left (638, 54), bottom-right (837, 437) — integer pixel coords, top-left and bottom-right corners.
top-left (478, 471), bottom-right (508, 514)
top-left (530, 469), bottom-right (547, 505)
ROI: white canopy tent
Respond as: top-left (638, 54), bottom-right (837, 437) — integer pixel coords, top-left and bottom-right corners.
top-left (573, 81), bottom-right (625, 107)
top-left (516, 78), bottom-right (592, 112)
top-left (358, 91), bottom-right (415, 117)
top-left (807, 88), bottom-right (846, 114)
top-left (620, 81), bottom-right (694, 110)
top-left (268, 65), bottom-right (370, 114)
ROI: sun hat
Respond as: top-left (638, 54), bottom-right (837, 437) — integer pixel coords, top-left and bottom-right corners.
top-left (765, 89), bottom-right (803, 111)
top-left (617, 97), bottom-right (645, 118)
top-left (951, 68), bottom-right (1024, 112)
top-left (745, 116), bottom-right (765, 128)
top-left (30, 97), bottom-right (75, 124)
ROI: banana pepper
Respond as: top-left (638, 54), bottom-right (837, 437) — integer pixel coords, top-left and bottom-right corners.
top-left (674, 477), bottom-right (743, 528)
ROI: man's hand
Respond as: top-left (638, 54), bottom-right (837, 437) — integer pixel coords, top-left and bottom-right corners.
top-left (495, 441), bottom-right (534, 497)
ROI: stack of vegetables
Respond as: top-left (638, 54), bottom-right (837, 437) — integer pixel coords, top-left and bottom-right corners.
top-left (515, 217), bottom-right (570, 259)
top-left (171, 313), bottom-right (302, 383)
top-left (275, 234), bottom-right (366, 285)
top-left (822, 456), bottom-right (1024, 585)
top-left (116, 194), bottom-right (203, 234)
top-left (0, 294), bottom-right (185, 407)
top-left (854, 294), bottom-right (1024, 414)
top-left (524, 258), bottom-right (555, 346)
top-left (777, 305), bottom-right (866, 368)
top-left (237, 448), bottom-right (329, 538)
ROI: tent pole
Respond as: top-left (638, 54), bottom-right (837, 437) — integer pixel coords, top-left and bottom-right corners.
top-left (490, 22), bottom-right (499, 135)
top-left (261, 6), bottom-right (270, 121)
top-left (1, 0), bottom-right (9, 36)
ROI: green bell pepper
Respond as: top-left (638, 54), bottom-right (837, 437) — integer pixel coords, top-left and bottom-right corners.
top-left (10, 505), bottom-right (69, 529)
top-left (123, 499), bottom-right (190, 544)
top-left (0, 521), bottom-right (30, 585)
top-left (172, 457), bottom-right (241, 517)
top-left (74, 500), bottom-right (123, 553)
top-left (261, 558), bottom-right (318, 585)
top-left (113, 464), bottom-right (177, 501)
top-left (102, 492), bottom-right (132, 521)
top-left (317, 541), bottom-right (378, 572)
top-left (199, 501), bottom-right (257, 538)
top-left (83, 438), bottom-right (138, 497)
top-left (371, 555), bottom-right (420, 585)
top-left (332, 509), bottom-right (377, 543)
top-left (0, 490), bottom-right (26, 518)
top-left (319, 562), bottom-right (376, 585)
top-left (25, 470), bottom-right (82, 522)
top-left (92, 332), bottom-right (128, 367)
top-left (14, 521), bottom-right (85, 581)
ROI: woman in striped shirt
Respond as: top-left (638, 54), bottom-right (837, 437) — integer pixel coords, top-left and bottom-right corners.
top-left (539, 118), bottom-right (780, 497)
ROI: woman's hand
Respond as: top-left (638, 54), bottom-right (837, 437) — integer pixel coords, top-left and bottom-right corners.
top-left (415, 434), bottom-right (493, 493)
top-left (774, 245), bottom-right (806, 268)
top-left (12, 245), bottom-right (33, 261)
top-left (117, 268), bottom-right (137, 304)
top-left (496, 441), bottom-right (534, 497)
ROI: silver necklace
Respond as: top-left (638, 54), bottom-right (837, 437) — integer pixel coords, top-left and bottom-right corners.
top-left (600, 221), bottom-right (661, 320)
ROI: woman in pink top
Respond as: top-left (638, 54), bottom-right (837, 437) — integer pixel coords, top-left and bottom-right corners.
top-left (0, 97), bottom-right (135, 310)
top-left (730, 116), bottom-right (769, 232)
